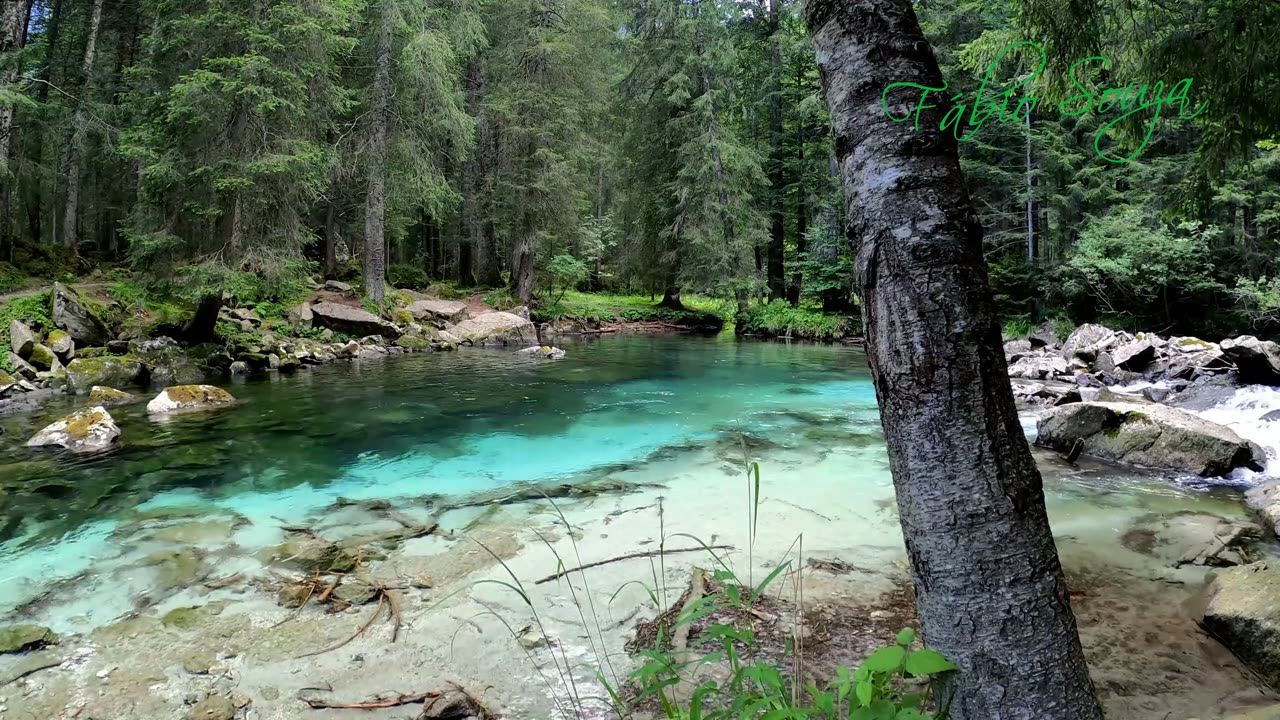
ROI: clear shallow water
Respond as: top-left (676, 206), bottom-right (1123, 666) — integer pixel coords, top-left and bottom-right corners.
top-left (0, 335), bottom-right (1270, 628)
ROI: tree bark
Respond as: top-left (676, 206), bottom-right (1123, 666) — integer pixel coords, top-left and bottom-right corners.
top-left (804, 2), bottom-right (1104, 719)
top-left (511, 218), bottom-right (535, 305)
top-left (1025, 110), bottom-right (1038, 264)
top-left (0, 0), bottom-right (33, 258)
top-left (324, 194), bottom-right (339, 277)
top-left (764, 0), bottom-right (786, 301)
top-left (183, 293), bottom-right (222, 343)
top-left (363, 0), bottom-right (392, 307)
top-left (62, 0), bottom-right (106, 250)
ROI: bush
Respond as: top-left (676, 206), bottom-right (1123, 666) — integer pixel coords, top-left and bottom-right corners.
top-left (739, 302), bottom-right (857, 341)
top-left (0, 293), bottom-right (53, 372)
top-left (387, 264), bottom-right (432, 291)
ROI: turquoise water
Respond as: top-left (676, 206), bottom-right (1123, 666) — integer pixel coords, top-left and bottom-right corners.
top-left (0, 335), bottom-right (1259, 627)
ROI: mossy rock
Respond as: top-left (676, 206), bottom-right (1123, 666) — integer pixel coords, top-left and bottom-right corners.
top-left (161, 606), bottom-right (206, 630)
top-left (88, 385), bottom-right (133, 405)
top-left (0, 368), bottom-right (16, 387)
top-left (76, 346), bottom-right (109, 358)
top-left (27, 343), bottom-right (55, 370)
top-left (65, 355), bottom-right (144, 394)
top-left (146, 385), bottom-right (236, 415)
top-left (0, 624), bottom-right (57, 654)
top-left (394, 335), bottom-right (431, 350)
top-left (274, 535), bottom-right (360, 574)
top-left (143, 550), bottom-right (205, 591)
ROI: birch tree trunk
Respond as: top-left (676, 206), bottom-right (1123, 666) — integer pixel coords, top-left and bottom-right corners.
top-left (363, 0), bottom-right (392, 307)
top-left (62, 0), bottom-right (106, 250)
top-left (803, 2), bottom-right (1104, 718)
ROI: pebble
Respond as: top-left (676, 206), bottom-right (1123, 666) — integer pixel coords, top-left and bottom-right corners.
top-left (259, 687), bottom-right (279, 701)
top-left (96, 666), bottom-right (114, 679)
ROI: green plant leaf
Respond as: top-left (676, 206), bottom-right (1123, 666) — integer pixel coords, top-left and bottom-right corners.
top-left (904, 649), bottom-right (957, 676)
top-left (855, 679), bottom-right (874, 707)
top-left (895, 628), bottom-right (916, 647)
top-left (861, 645), bottom-right (907, 673)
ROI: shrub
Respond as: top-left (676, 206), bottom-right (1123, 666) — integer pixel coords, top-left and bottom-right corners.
top-left (0, 293), bottom-right (53, 372)
top-left (739, 302), bottom-right (857, 341)
top-left (387, 264), bottom-right (432, 291)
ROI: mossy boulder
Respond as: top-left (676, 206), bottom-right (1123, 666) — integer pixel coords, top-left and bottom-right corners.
top-left (88, 385), bottom-right (133, 405)
top-left (52, 281), bottom-right (112, 346)
top-left (450, 311), bottom-right (537, 347)
top-left (146, 385), bottom-right (236, 415)
top-left (273, 535), bottom-right (360, 574)
top-left (65, 355), bottom-right (145, 394)
top-left (27, 406), bottom-right (121, 453)
top-left (27, 342), bottom-right (56, 370)
top-left (46, 328), bottom-right (74, 359)
top-left (0, 624), bottom-right (57, 654)
top-left (394, 335), bottom-right (431, 350)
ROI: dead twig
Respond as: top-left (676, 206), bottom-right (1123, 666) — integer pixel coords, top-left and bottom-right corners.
top-left (296, 593), bottom-right (386, 659)
top-left (300, 690), bottom-right (440, 710)
top-left (535, 545), bottom-right (734, 585)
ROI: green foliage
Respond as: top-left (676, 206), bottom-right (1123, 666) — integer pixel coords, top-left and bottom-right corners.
top-left (1232, 276), bottom-right (1280, 332)
top-left (739, 302), bottom-right (857, 341)
top-left (387, 264), bottom-right (433, 292)
top-left (536, 291), bottom-right (729, 330)
top-left (483, 287), bottom-right (520, 312)
top-left (0, 265), bottom-right (33, 294)
top-left (544, 254), bottom-right (590, 302)
top-left (1002, 318), bottom-right (1034, 340)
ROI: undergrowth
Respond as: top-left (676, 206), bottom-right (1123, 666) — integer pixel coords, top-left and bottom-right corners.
top-left (739, 302), bottom-right (857, 341)
top-left (0, 293), bottom-right (53, 372)
top-left (536, 291), bottom-right (730, 331)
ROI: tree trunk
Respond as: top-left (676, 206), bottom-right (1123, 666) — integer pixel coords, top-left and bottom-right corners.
top-left (61, 0), bottom-right (106, 250)
top-left (1025, 110), bottom-right (1038, 264)
top-left (0, 0), bottom-right (33, 258)
top-left (788, 113), bottom-right (809, 306)
top-left (363, 0), bottom-right (392, 307)
top-left (183, 293), bottom-right (223, 343)
top-left (511, 218), bottom-right (535, 305)
top-left (324, 195), bottom-right (339, 277)
top-left (804, 3), bottom-right (1104, 719)
top-left (765, 0), bottom-right (786, 300)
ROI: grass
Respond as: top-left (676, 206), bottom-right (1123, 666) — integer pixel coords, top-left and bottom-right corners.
top-left (535, 291), bottom-right (731, 330)
top-left (1001, 316), bottom-right (1076, 343)
top-left (739, 301), bottom-right (858, 341)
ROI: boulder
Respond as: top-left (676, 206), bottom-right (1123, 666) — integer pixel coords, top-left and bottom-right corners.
top-left (26, 342), bottom-right (56, 370)
top-left (185, 696), bottom-right (235, 720)
top-left (518, 345), bottom-right (566, 360)
top-left (406, 299), bottom-right (469, 324)
top-left (9, 320), bottom-right (36, 357)
top-left (1198, 562), bottom-right (1280, 687)
top-left (1111, 338), bottom-right (1157, 371)
top-left (324, 280), bottom-right (353, 293)
top-left (1012, 379), bottom-right (1079, 406)
top-left (65, 355), bottom-right (145, 394)
top-left (52, 282), bottom-right (111, 346)
top-left (437, 330), bottom-right (461, 346)
top-left (129, 336), bottom-right (206, 387)
top-left (1061, 323), bottom-right (1122, 361)
top-left (1036, 401), bottom-right (1264, 477)
top-left (147, 385), bottom-right (236, 415)
top-left (450, 311), bottom-right (537, 347)
top-left (1007, 353), bottom-right (1069, 380)
top-left (27, 406), bottom-right (121, 453)
top-left (1165, 346), bottom-right (1229, 380)
top-left (1246, 481), bottom-right (1280, 538)
top-left (286, 302), bottom-right (314, 328)
top-left (1221, 336), bottom-right (1280, 385)
top-left (88, 386), bottom-right (133, 405)
top-left (310, 302), bottom-right (399, 338)
top-left (1120, 512), bottom-right (1262, 569)
top-left (228, 361), bottom-right (249, 375)
top-left (511, 305), bottom-right (531, 321)
top-left (46, 328), bottom-right (74, 360)
top-left (0, 624), bottom-right (56, 654)
top-left (1028, 321), bottom-right (1058, 349)
top-left (7, 352), bottom-right (37, 380)
top-left (1003, 339), bottom-right (1032, 362)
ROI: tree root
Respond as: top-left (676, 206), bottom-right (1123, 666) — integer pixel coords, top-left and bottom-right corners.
top-left (535, 545), bottom-right (733, 585)
top-left (300, 682), bottom-right (496, 718)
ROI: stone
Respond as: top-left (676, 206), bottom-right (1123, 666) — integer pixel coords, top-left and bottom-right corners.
top-left (228, 361), bottom-right (249, 375)
top-left (52, 282), bottom-right (111, 346)
top-left (1111, 338), bottom-right (1157, 371)
top-left (8, 320), bottom-right (36, 358)
top-left (229, 307), bottom-right (260, 325)
top-left (0, 624), bottom-right (56, 654)
top-left (1198, 562), bottom-right (1280, 688)
top-left (324, 280), bottom-right (353, 293)
top-left (26, 343), bottom-right (55, 370)
top-left (46, 328), bottom-right (74, 360)
top-left (286, 303), bottom-right (314, 328)
top-left (273, 535), bottom-right (359, 574)
top-left (129, 336), bottom-right (206, 387)
top-left (65, 356), bottom-right (145, 394)
top-left (320, 328), bottom-right (334, 341)
top-left (1003, 339), bottom-right (1032, 362)
top-left (518, 345), bottom-right (566, 360)
top-left (511, 305), bottom-right (531, 321)
top-left (1060, 323), bottom-right (1121, 361)
top-left (1221, 336), bottom-right (1280, 385)
top-left (267, 353), bottom-right (280, 370)
top-left (437, 330), bottom-right (461, 346)
top-left (1121, 512), bottom-right (1263, 569)
top-left (7, 352), bottom-right (37, 380)
top-left (406, 299), bottom-right (469, 324)
top-left (1165, 346), bottom-right (1229, 380)
top-left (517, 625), bottom-right (550, 649)
top-left (88, 386), bottom-right (133, 405)
top-left (181, 650), bottom-right (216, 675)
top-left (27, 406), bottom-right (120, 453)
top-left (449, 312), bottom-right (537, 347)
top-left (1036, 401), bottom-right (1265, 477)
top-left (1263, 410), bottom-right (1280, 423)
top-left (147, 385), bottom-right (236, 415)
top-left (1028, 321), bottom-right (1058, 349)
top-left (186, 695), bottom-right (235, 720)
top-left (332, 581), bottom-right (378, 606)
top-left (310, 302), bottom-right (399, 338)
top-left (1225, 705), bottom-right (1280, 720)
top-left (1007, 353), bottom-right (1069, 380)
top-left (1246, 481), bottom-right (1280, 538)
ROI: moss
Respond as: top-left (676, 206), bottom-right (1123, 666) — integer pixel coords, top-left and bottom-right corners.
top-left (27, 343), bottom-right (55, 368)
top-left (391, 309), bottom-right (414, 326)
top-left (0, 368), bottom-right (15, 386)
top-left (395, 335), bottom-right (430, 350)
top-left (64, 408), bottom-right (109, 440)
top-left (88, 386), bottom-right (131, 403)
top-left (76, 346), bottom-right (109, 358)
top-left (0, 624), bottom-right (57, 654)
top-left (161, 606), bottom-right (205, 630)
top-left (46, 329), bottom-right (69, 345)
top-left (164, 385), bottom-right (234, 405)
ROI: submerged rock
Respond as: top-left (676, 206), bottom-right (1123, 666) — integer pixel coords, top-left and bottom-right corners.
top-left (65, 355), bottom-right (145, 394)
top-left (1121, 512), bottom-right (1262, 568)
top-left (518, 345), bottom-right (566, 360)
top-left (311, 301), bottom-right (399, 338)
top-left (130, 336), bottom-right (206, 386)
top-left (88, 385), bottom-right (133, 405)
top-left (185, 695), bottom-right (235, 720)
top-left (27, 406), bottom-right (120, 453)
top-left (1198, 561), bottom-right (1280, 687)
top-left (449, 311), bottom-right (537, 347)
top-left (1246, 481), bottom-right (1280, 538)
top-left (0, 624), bottom-right (56, 654)
top-left (1036, 401), bottom-right (1264, 477)
top-left (406, 299), bottom-right (469, 324)
top-left (1221, 336), bottom-right (1280, 385)
top-left (147, 385), bottom-right (236, 415)
top-left (273, 535), bottom-right (359, 574)
top-left (52, 282), bottom-right (112, 346)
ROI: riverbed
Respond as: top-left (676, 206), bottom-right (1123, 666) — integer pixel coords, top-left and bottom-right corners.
top-left (0, 336), bottom-right (1277, 718)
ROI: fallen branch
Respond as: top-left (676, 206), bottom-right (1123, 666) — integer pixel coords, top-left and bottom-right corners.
top-left (670, 567), bottom-right (706, 655)
top-left (300, 690), bottom-right (440, 710)
top-left (535, 545), bottom-right (734, 585)
top-left (296, 593), bottom-right (386, 659)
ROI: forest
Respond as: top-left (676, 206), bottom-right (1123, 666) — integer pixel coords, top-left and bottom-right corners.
top-left (0, 0), bottom-right (1277, 341)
